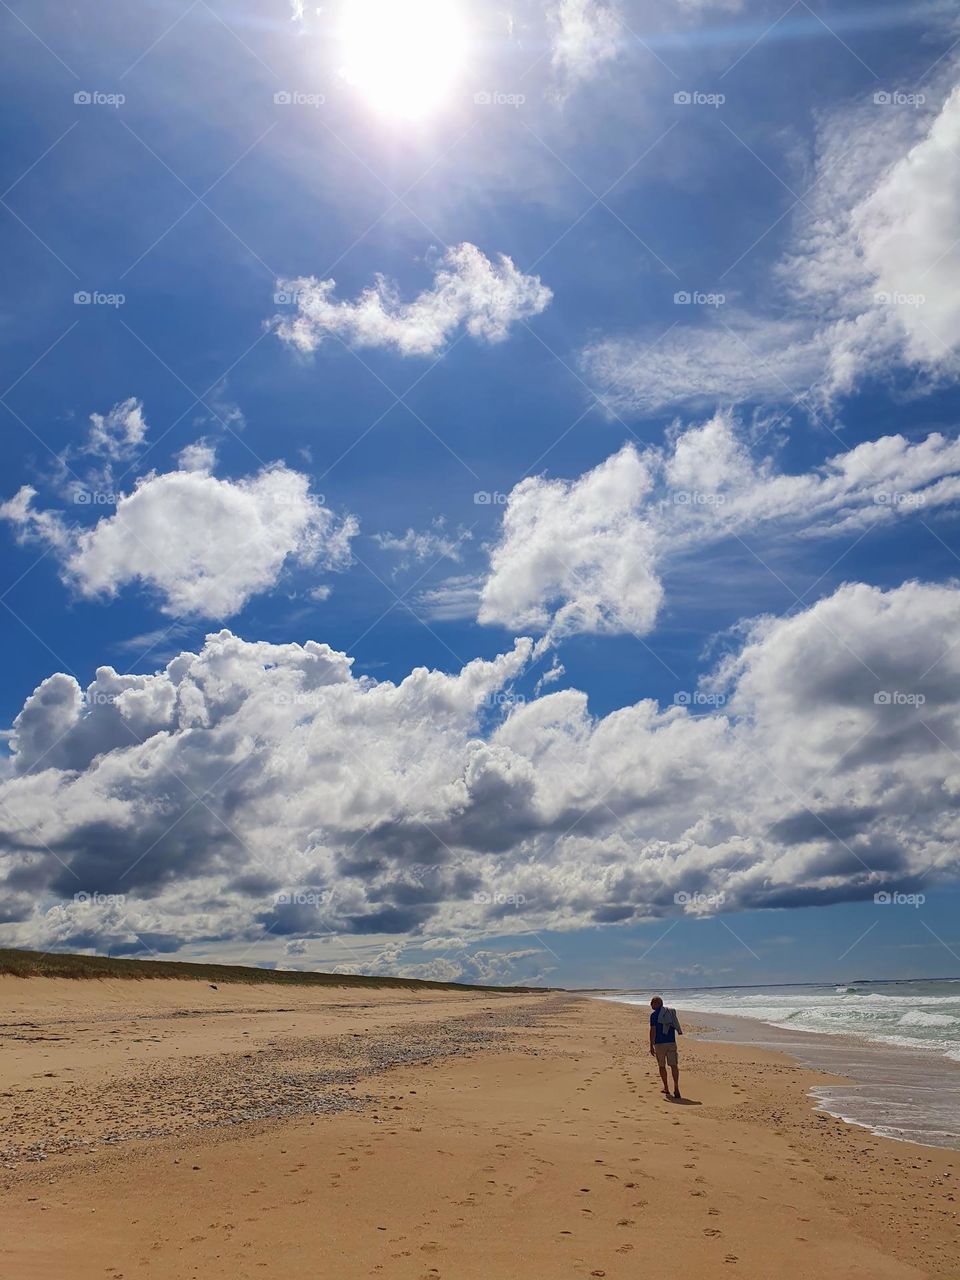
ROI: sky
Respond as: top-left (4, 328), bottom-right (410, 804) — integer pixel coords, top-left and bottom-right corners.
top-left (2, 0), bottom-right (960, 989)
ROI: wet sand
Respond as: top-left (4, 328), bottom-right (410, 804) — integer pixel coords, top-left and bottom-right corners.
top-left (675, 1007), bottom-right (960, 1151)
top-left (0, 980), bottom-right (955, 1278)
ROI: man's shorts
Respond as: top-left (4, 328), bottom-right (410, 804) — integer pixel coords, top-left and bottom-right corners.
top-left (655, 1042), bottom-right (678, 1068)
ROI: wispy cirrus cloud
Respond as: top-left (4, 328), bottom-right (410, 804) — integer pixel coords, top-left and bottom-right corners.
top-left (585, 75), bottom-right (960, 416)
top-left (550, 0), bottom-right (621, 90)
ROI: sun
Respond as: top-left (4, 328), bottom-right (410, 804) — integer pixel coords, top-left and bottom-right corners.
top-left (339, 0), bottom-right (467, 120)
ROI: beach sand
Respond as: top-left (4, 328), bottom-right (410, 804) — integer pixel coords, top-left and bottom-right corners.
top-left (0, 979), bottom-right (955, 1279)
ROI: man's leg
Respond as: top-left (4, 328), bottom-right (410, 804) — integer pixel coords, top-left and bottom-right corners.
top-left (655, 1049), bottom-right (670, 1094)
top-left (671, 1061), bottom-right (681, 1097)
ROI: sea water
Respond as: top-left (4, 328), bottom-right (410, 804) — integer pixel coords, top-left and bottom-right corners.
top-left (604, 979), bottom-right (960, 1150)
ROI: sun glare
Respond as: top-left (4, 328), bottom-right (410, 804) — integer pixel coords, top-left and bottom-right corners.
top-left (339, 0), bottom-right (467, 120)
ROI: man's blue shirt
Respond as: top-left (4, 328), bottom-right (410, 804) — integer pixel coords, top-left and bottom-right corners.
top-left (651, 1010), bottom-right (676, 1044)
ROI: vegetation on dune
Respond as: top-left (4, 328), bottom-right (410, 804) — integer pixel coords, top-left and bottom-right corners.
top-left (0, 947), bottom-right (549, 993)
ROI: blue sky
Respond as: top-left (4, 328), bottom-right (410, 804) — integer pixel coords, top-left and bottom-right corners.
top-left (2, 0), bottom-right (960, 988)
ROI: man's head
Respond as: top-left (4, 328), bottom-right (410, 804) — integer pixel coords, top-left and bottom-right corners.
top-left (650, 995), bottom-right (663, 1010)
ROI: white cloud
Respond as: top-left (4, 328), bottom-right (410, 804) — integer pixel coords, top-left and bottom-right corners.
top-left (584, 317), bottom-right (827, 417)
top-left (85, 397), bottom-right (147, 459)
top-left (332, 943), bottom-right (549, 985)
top-left (2, 581), bottom-right (959, 958)
top-left (273, 243), bottom-right (552, 357)
top-left (477, 413), bottom-right (960, 637)
top-left (50, 398), bottom-right (151, 505)
top-left (551, 0), bottom-right (621, 89)
top-left (478, 444), bottom-right (662, 638)
top-left (675, 0), bottom-right (743, 9)
top-left (415, 573), bottom-right (484, 621)
top-left (0, 486), bottom-right (70, 553)
top-left (2, 464), bottom-right (357, 619)
top-left (852, 86), bottom-right (960, 367)
top-left (176, 440), bottom-right (217, 473)
top-left (585, 77), bottom-right (960, 414)
top-left (373, 519), bottom-right (472, 569)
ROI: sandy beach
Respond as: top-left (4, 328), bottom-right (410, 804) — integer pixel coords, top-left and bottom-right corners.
top-left (0, 979), bottom-right (955, 1279)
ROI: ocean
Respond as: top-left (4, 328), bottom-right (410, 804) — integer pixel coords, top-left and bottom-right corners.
top-left (603, 979), bottom-right (960, 1150)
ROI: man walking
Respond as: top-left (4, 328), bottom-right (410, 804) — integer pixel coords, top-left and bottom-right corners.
top-left (649, 995), bottom-right (682, 1099)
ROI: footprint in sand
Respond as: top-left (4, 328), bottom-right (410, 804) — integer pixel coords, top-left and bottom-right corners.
top-left (703, 1228), bottom-right (722, 1237)
top-left (724, 1255), bottom-right (739, 1264)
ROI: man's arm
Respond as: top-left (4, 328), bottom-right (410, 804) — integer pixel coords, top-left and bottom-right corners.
top-left (649, 1018), bottom-right (656, 1056)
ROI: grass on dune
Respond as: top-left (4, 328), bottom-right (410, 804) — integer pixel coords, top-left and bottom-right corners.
top-left (0, 947), bottom-right (550, 993)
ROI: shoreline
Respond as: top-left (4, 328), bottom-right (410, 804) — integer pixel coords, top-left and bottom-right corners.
top-left (600, 993), bottom-right (960, 1153)
top-left (688, 1007), bottom-right (960, 1150)
top-left (0, 980), bottom-right (956, 1278)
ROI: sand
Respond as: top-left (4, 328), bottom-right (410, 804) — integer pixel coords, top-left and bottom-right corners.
top-left (0, 979), bottom-right (955, 1279)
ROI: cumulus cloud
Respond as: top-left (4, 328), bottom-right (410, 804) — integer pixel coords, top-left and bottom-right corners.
top-left (1, 581), bottom-right (958, 961)
top-left (332, 943), bottom-right (549, 985)
top-left (273, 243), bottom-right (552, 358)
top-left (586, 77), bottom-right (960, 414)
top-left (478, 443), bottom-right (662, 638)
top-left (176, 439), bottom-right (217, 473)
top-left (2, 464), bottom-right (357, 619)
top-left (477, 413), bottom-right (960, 638)
top-left (848, 87), bottom-right (960, 366)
